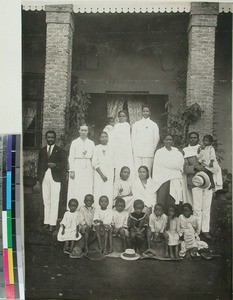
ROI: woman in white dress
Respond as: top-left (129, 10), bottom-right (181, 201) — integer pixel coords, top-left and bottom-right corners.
top-left (113, 110), bottom-right (134, 180)
top-left (92, 131), bottom-right (114, 208)
top-left (132, 165), bottom-right (157, 215)
top-left (67, 125), bottom-right (95, 207)
top-left (152, 134), bottom-right (184, 214)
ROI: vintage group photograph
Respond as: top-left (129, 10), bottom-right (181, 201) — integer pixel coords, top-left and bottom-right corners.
top-left (22, 1), bottom-right (232, 299)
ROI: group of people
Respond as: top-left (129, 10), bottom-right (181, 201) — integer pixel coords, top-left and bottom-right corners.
top-left (37, 105), bottom-right (223, 258)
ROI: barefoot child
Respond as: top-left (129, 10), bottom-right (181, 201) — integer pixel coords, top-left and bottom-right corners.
top-left (93, 196), bottom-right (113, 255)
top-left (112, 198), bottom-right (129, 250)
top-left (148, 203), bottom-right (167, 248)
top-left (79, 194), bottom-right (95, 253)
top-left (196, 134), bottom-right (219, 190)
top-left (57, 198), bottom-right (81, 254)
top-left (128, 199), bottom-right (149, 253)
top-left (177, 203), bottom-right (200, 258)
top-left (164, 205), bottom-right (179, 258)
top-left (114, 166), bottom-right (134, 213)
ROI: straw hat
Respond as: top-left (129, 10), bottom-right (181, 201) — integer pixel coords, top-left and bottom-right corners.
top-left (192, 171), bottom-right (210, 189)
top-left (120, 249), bottom-right (140, 261)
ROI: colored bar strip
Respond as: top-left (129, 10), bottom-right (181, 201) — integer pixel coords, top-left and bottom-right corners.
top-left (6, 135), bottom-right (12, 172)
top-left (7, 249), bottom-right (14, 285)
top-left (2, 212), bottom-right (7, 249)
top-left (5, 284), bottom-right (15, 299)
top-left (7, 212), bottom-right (12, 249)
top-left (3, 249), bottom-right (9, 285)
top-left (6, 172), bottom-right (11, 210)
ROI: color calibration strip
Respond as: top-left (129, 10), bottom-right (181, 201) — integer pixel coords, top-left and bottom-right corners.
top-left (0, 135), bottom-right (24, 299)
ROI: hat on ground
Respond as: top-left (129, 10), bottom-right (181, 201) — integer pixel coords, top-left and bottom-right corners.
top-left (69, 246), bottom-right (84, 259)
top-left (192, 171), bottom-right (210, 189)
top-left (120, 248), bottom-right (140, 261)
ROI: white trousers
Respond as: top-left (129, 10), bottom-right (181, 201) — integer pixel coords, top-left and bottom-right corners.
top-left (192, 187), bottom-right (213, 233)
top-left (42, 169), bottom-right (61, 226)
top-left (134, 156), bottom-right (154, 176)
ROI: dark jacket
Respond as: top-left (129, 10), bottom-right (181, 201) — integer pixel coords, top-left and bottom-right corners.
top-left (37, 144), bottom-right (67, 183)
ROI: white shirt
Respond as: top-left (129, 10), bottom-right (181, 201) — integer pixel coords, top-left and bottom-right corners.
top-left (132, 118), bottom-right (159, 157)
top-left (47, 144), bottom-right (55, 155)
top-left (112, 210), bottom-right (128, 228)
top-left (93, 208), bottom-right (113, 225)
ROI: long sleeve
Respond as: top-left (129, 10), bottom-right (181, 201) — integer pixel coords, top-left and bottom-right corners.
top-left (123, 213), bottom-right (129, 228)
top-left (131, 123), bottom-right (137, 155)
top-left (92, 147), bottom-right (99, 170)
top-left (68, 140), bottom-right (76, 172)
top-left (149, 214), bottom-right (155, 232)
top-left (153, 123), bottom-right (160, 151)
top-left (160, 215), bottom-right (168, 233)
top-left (37, 148), bottom-right (43, 182)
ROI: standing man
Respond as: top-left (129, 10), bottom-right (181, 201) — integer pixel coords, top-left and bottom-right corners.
top-left (183, 132), bottom-right (213, 239)
top-left (37, 130), bottom-right (67, 231)
top-left (132, 105), bottom-right (160, 175)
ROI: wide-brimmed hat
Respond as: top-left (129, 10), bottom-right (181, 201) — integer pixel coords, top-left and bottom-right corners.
top-left (120, 249), bottom-right (140, 261)
top-left (192, 171), bottom-right (210, 189)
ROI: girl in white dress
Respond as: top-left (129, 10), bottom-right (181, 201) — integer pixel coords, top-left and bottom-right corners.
top-left (67, 125), bottom-right (95, 207)
top-left (164, 205), bottom-right (179, 259)
top-left (57, 199), bottom-right (82, 254)
top-left (113, 110), bottom-right (134, 180)
top-left (132, 166), bottom-right (157, 215)
top-left (103, 117), bottom-right (115, 148)
top-left (92, 132), bottom-right (114, 208)
top-left (114, 166), bottom-right (134, 213)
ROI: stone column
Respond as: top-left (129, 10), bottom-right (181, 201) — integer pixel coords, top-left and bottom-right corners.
top-left (43, 5), bottom-right (74, 144)
top-left (186, 2), bottom-right (218, 136)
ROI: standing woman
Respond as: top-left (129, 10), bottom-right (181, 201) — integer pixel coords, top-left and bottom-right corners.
top-left (67, 124), bottom-right (95, 207)
top-left (113, 110), bottom-right (134, 180)
top-left (92, 132), bottom-right (114, 208)
top-left (132, 166), bottom-right (157, 215)
top-left (152, 134), bottom-right (184, 214)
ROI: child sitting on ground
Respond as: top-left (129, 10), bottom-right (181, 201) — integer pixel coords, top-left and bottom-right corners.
top-left (112, 198), bottom-right (129, 251)
top-left (164, 205), bottom-right (179, 259)
top-left (79, 194), bottom-right (95, 254)
top-left (177, 203), bottom-right (200, 258)
top-left (57, 198), bottom-right (81, 255)
top-left (93, 195), bottom-right (113, 255)
top-left (128, 199), bottom-right (149, 254)
top-left (196, 134), bottom-right (218, 190)
top-left (148, 203), bottom-right (167, 248)
top-left (114, 166), bottom-right (134, 213)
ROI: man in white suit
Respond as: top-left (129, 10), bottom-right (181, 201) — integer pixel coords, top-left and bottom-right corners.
top-left (132, 105), bottom-right (160, 175)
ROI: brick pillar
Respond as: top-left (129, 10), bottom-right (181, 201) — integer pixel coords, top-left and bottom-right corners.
top-left (43, 5), bottom-right (74, 145)
top-left (186, 2), bottom-right (218, 136)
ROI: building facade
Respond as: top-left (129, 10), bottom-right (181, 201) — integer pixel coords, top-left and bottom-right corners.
top-left (22, 1), bottom-right (232, 169)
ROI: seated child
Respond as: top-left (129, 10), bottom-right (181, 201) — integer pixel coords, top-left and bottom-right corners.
top-left (128, 199), bottom-right (149, 254)
top-left (93, 195), bottom-right (113, 255)
top-left (196, 134), bottom-right (218, 190)
top-left (111, 198), bottom-right (129, 250)
top-left (164, 205), bottom-right (179, 259)
top-left (57, 198), bottom-right (81, 255)
top-left (79, 194), bottom-right (95, 253)
top-left (148, 203), bottom-right (167, 248)
top-left (177, 203), bottom-right (200, 258)
top-left (114, 166), bottom-right (134, 213)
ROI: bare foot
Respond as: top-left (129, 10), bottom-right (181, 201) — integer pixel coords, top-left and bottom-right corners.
top-left (164, 252), bottom-right (169, 258)
top-left (103, 249), bottom-right (108, 255)
top-left (108, 248), bottom-right (113, 254)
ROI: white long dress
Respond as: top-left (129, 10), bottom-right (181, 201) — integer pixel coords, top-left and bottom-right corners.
top-left (57, 211), bottom-right (82, 241)
top-left (92, 144), bottom-right (114, 208)
top-left (67, 137), bottom-right (95, 207)
top-left (113, 122), bottom-right (134, 180)
top-left (132, 177), bottom-right (157, 209)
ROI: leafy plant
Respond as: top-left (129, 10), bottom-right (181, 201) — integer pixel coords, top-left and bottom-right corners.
top-left (163, 102), bottom-right (204, 148)
top-left (62, 81), bottom-right (91, 150)
top-left (23, 159), bottom-right (37, 178)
